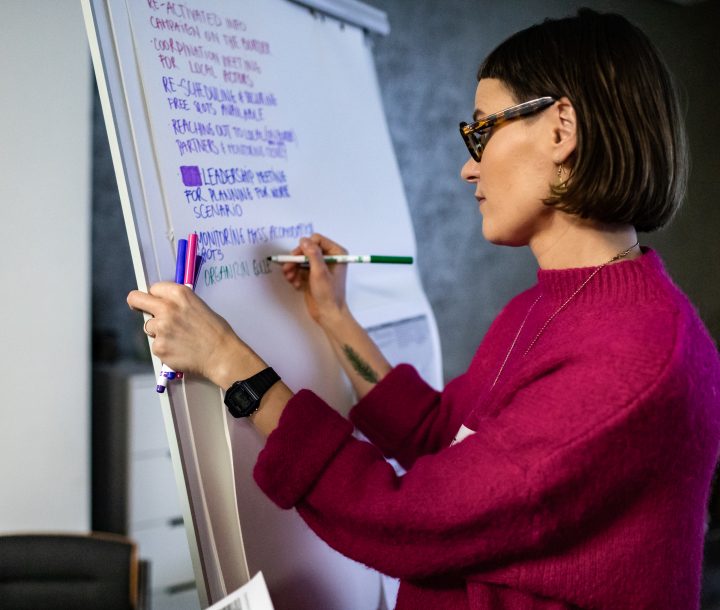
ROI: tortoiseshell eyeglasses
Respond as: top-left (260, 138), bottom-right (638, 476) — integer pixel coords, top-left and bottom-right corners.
top-left (459, 96), bottom-right (556, 162)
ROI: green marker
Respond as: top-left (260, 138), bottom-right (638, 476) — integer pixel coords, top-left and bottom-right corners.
top-left (266, 254), bottom-right (413, 264)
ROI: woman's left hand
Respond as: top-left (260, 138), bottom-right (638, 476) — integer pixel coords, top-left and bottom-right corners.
top-left (127, 283), bottom-right (264, 388)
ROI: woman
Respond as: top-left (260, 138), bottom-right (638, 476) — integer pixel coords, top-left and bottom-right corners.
top-left (129, 9), bottom-right (720, 609)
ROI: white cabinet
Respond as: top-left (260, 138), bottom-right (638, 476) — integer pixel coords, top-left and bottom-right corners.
top-left (130, 453), bottom-right (180, 525)
top-left (92, 363), bottom-right (200, 609)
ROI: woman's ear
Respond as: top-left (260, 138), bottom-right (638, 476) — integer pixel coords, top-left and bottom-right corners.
top-left (552, 96), bottom-right (577, 165)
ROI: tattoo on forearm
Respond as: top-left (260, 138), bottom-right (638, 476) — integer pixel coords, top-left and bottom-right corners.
top-left (342, 345), bottom-right (379, 384)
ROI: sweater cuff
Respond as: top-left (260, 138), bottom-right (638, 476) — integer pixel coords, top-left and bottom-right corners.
top-left (349, 363), bottom-right (439, 454)
top-left (253, 389), bottom-right (354, 509)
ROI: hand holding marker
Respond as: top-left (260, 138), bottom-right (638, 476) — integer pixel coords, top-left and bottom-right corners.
top-left (154, 245), bottom-right (409, 391)
top-left (156, 233), bottom-right (201, 393)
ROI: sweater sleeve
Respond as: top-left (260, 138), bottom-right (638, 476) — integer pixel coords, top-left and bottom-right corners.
top-left (348, 364), bottom-right (465, 469)
top-left (254, 341), bottom-right (688, 581)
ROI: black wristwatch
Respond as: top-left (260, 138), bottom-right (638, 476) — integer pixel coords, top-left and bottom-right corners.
top-left (224, 367), bottom-right (281, 418)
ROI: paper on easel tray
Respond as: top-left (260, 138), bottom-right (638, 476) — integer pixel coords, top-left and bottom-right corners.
top-left (207, 572), bottom-right (274, 610)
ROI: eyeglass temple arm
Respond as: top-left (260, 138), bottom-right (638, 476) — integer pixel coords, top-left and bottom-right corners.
top-left (463, 96), bottom-right (556, 133)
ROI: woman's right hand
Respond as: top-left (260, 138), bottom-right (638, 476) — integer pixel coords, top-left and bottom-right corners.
top-left (284, 233), bottom-right (392, 395)
top-left (282, 233), bottom-right (349, 328)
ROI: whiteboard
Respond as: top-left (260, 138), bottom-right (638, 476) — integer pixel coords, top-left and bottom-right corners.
top-left (83, 0), bottom-right (442, 607)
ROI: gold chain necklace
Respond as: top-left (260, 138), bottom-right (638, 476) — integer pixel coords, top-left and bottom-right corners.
top-left (490, 242), bottom-right (639, 389)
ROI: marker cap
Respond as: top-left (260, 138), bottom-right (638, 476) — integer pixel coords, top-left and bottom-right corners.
top-left (156, 373), bottom-right (169, 393)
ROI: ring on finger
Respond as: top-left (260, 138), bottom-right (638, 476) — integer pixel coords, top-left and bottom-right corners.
top-left (143, 317), bottom-right (156, 338)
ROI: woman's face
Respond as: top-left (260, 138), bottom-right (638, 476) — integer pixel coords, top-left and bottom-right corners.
top-left (460, 78), bottom-right (559, 247)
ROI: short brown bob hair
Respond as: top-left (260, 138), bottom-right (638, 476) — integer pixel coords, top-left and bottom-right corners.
top-left (479, 9), bottom-right (688, 232)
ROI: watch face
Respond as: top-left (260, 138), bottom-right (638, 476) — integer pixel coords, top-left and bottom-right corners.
top-left (225, 381), bottom-right (260, 418)
top-left (224, 368), bottom-right (280, 418)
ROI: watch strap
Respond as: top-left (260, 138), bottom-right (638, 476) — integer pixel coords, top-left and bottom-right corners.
top-left (224, 367), bottom-right (280, 418)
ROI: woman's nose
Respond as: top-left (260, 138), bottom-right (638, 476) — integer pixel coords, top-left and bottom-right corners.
top-left (460, 156), bottom-right (479, 183)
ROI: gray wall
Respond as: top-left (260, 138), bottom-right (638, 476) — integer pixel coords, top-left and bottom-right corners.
top-left (1, 0), bottom-right (91, 532)
top-left (367, 0), bottom-right (720, 380)
top-left (92, 0), bottom-right (720, 382)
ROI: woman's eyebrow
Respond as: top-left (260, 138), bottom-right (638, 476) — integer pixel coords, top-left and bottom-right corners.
top-left (472, 108), bottom-right (485, 122)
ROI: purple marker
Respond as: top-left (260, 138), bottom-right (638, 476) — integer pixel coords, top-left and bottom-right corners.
top-left (175, 239), bottom-right (188, 284)
top-left (156, 238), bottom-right (189, 393)
top-left (162, 238), bottom-right (188, 381)
top-left (173, 233), bottom-right (199, 382)
top-left (156, 366), bottom-right (172, 391)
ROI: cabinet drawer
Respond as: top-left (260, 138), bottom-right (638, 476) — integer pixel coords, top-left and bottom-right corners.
top-left (133, 521), bottom-right (195, 590)
top-left (130, 453), bottom-right (182, 524)
top-left (129, 375), bottom-right (168, 455)
top-left (153, 587), bottom-right (200, 610)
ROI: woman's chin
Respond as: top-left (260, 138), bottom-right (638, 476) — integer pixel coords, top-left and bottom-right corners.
top-left (481, 223), bottom-right (526, 247)
top-left (481, 222), bottom-right (507, 245)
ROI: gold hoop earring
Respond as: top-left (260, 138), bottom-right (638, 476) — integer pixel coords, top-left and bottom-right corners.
top-left (556, 162), bottom-right (568, 192)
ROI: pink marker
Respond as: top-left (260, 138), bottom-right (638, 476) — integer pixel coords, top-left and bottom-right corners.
top-left (184, 233), bottom-right (198, 288)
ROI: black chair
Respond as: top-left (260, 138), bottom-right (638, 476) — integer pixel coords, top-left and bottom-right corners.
top-left (0, 532), bottom-right (149, 610)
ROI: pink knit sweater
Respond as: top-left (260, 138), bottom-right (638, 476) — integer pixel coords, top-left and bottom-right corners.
top-left (255, 249), bottom-right (720, 609)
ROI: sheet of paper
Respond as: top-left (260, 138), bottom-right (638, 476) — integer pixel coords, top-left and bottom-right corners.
top-left (206, 572), bottom-right (274, 610)
top-left (99, 0), bottom-right (444, 606)
top-left (367, 315), bottom-right (437, 385)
